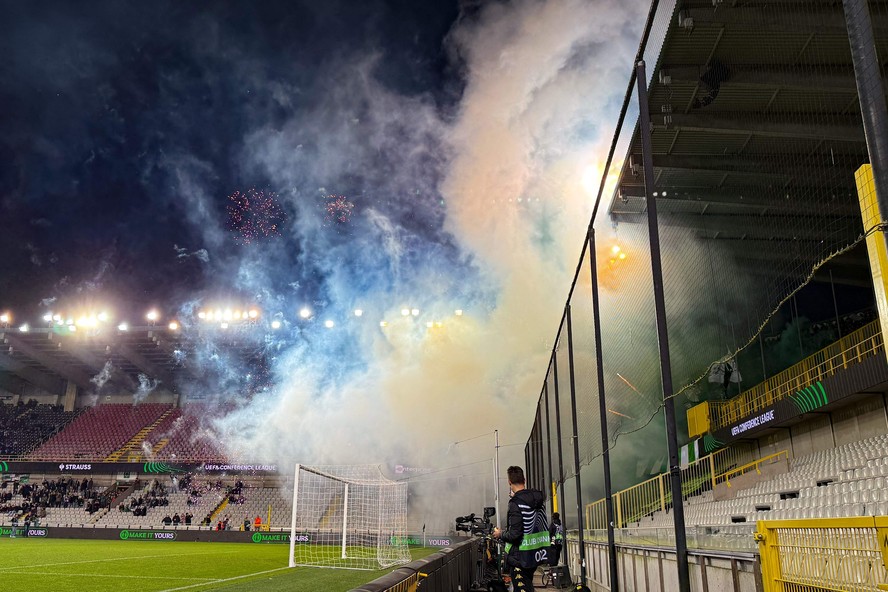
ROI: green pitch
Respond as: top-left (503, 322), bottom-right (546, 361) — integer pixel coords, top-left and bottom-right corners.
top-left (0, 538), bottom-right (435, 592)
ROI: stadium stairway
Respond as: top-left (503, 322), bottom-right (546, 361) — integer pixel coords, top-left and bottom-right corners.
top-left (208, 496), bottom-right (229, 525)
top-left (105, 407), bottom-right (175, 462)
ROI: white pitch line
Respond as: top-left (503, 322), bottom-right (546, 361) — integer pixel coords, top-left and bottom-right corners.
top-left (0, 550), bottom-right (240, 572)
top-left (158, 566), bottom-right (293, 592)
top-left (2, 571), bottom-right (219, 582)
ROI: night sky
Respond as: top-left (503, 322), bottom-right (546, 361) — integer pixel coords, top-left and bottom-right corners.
top-left (2, 0), bottom-right (695, 483)
top-left (1, 0), bottom-right (464, 321)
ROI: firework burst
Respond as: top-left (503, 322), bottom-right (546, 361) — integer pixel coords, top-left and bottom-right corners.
top-left (227, 188), bottom-right (286, 245)
top-left (324, 194), bottom-right (354, 225)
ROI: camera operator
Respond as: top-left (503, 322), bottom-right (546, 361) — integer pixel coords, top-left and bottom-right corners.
top-left (493, 466), bottom-right (548, 591)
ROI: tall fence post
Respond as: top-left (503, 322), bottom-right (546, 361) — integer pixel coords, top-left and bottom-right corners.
top-left (635, 59), bottom-right (691, 592)
top-left (843, 0), bottom-right (888, 224)
top-left (565, 304), bottom-right (587, 585)
top-left (544, 382), bottom-right (555, 513)
top-left (552, 353), bottom-right (566, 512)
top-left (587, 229), bottom-right (620, 591)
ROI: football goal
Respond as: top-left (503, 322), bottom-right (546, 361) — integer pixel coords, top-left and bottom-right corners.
top-left (288, 464), bottom-right (411, 570)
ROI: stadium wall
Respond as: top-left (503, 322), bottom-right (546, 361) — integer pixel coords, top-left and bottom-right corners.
top-left (754, 395), bottom-right (888, 460)
top-left (75, 390), bottom-right (179, 407)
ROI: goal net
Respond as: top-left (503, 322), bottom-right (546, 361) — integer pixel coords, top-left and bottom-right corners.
top-left (287, 464), bottom-right (411, 570)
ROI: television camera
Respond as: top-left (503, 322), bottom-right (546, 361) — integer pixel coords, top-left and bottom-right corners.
top-left (455, 507), bottom-right (507, 592)
top-left (455, 506), bottom-right (497, 537)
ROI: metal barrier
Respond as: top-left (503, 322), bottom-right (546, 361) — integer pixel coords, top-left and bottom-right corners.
top-left (568, 531), bottom-right (762, 592)
top-left (350, 537), bottom-right (476, 592)
top-left (586, 444), bottom-right (756, 529)
top-left (714, 451), bottom-right (789, 489)
top-left (710, 321), bottom-right (884, 431)
top-left (756, 517), bottom-right (888, 592)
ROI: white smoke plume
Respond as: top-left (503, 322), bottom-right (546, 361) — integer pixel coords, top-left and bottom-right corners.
top-left (134, 373), bottom-right (159, 405)
top-left (90, 360), bottom-right (114, 391)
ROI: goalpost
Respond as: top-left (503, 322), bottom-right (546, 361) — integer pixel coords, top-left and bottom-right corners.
top-left (288, 464), bottom-right (411, 570)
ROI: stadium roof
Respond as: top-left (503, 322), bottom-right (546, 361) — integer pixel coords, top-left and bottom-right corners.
top-left (0, 325), bottom-right (266, 397)
top-left (606, 0), bottom-right (880, 287)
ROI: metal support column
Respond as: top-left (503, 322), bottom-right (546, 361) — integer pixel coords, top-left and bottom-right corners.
top-left (544, 382), bottom-right (555, 514)
top-left (552, 353), bottom-right (566, 510)
top-left (588, 229), bottom-right (620, 591)
top-left (635, 59), bottom-right (691, 592)
top-left (844, 0), bottom-right (888, 227)
top-left (565, 304), bottom-right (587, 584)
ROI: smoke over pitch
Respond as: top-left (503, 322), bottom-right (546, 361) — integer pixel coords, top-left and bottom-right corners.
top-left (198, 0), bottom-right (650, 481)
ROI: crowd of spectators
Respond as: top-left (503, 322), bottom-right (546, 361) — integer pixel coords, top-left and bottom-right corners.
top-left (120, 479), bottom-right (168, 517)
top-left (162, 512), bottom-right (193, 526)
top-left (0, 477), bottom-right (110, 520)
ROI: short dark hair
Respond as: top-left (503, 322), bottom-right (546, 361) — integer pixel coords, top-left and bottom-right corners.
top-left (507, 466), bottom-right (525, 485)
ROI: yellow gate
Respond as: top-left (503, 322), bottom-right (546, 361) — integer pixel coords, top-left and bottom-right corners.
top-left (756, 517), bottom-right (888, 591)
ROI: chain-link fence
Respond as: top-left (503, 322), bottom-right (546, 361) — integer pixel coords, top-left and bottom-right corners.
top-left (524, 0), bottom-right (888, 589)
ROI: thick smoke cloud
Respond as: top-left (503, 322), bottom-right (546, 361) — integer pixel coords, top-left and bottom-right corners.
top-left (3, 0), bottom-right (651, 530)
top-left (194, 0), bottom-right (649, 529)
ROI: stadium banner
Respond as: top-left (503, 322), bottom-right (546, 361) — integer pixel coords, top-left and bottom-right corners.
top-left (392, 535), bottom-right (455, 547)
top-left (0, 526), bottom-right (49, 538)
top-left (0, 461), bottom-right (279, 475)
top-left (711, 354), bottom-right (888, 444)
top-left (0, 526), bottom-right (312, 544)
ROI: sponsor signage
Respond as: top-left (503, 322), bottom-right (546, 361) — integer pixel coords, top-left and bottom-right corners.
top-left (393, 465), bottom-right (432, 475)
top-left (59, 463), bottom-right (92, 471)
top-left (0, 527), bottom-right (48, 537)
top-left (730, 409), bottom-right (776, 437)
top-left (119, 529), bottom-right (177, 541)
top-left (0, 461), bottom-right (281, 475)
top-left (250, 532), bottom-right (310, 544)
top-left (202, 463), bottom-right (278, 473)
top-left (391, 535), bottom-right (453, 547)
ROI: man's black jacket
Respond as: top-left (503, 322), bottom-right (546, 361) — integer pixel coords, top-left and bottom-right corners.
top-left (500, 488), bottom-right (548, 569)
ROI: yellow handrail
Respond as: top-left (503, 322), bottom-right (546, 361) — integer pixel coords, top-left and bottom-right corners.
top-left (709, 320), bottom-right (882, 430)
top-left (714, 450), bottom-right (788, 488)
top-left (585, 443), bottom-right (756, 529)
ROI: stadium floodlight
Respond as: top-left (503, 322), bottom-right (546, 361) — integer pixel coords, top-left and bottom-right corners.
top-left (426, 321), bottom-right (433, 328)
top-left (400, 308), bottom-right (410, 316)
top-left (354, 309), bottom-right (363, 317)
top-left (299, 307), bottom-right (312, 319)
top-left (435, 321), bottom-right (443, 328)
top-left (248, 309), bottom-right (259, 319)
top-left (53, 314), bottom-right (61, 322)
top-left (271, 320), bottom-right (282, 329)
top-left (168, 321), bottom-right (179, 331)
top-left (288, 464), bottom-right (410, 571)
top-left (324, 320), bottom-right (335, 328)
top-left (97, 311), bottom-right (109, 322)
top-left (118, 323), bottom-right (128, 332)
top-left (198, 311), bottom-right (207, 319)
top-left (454, 309), bottom-right (463, 316)
top-left (223, 309), bottom-right (233, 321)
top-left (43, 313), bottom-right (53, 323)
top-left (379, 321), bottom-right (387, 327)
top-left (146, 310), bottom-right (159, 322)
top-left (411, 308), bottom-right (419, 317)
top-left (0, 313), bottom-right (9, 324)
top-left (19, 324), bottom-right (28, 333)
top-left (220, 322), bottom-right (229, 329)
top-left (233, 310), bottom-right (242, 320)
top-left (68, 325), bottom-right (76, 333)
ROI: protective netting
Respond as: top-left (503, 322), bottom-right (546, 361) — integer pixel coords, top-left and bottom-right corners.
top-left (525, 0), bottom-right (886, 534)
top-left (288, 464), bottom-right (410, 570)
